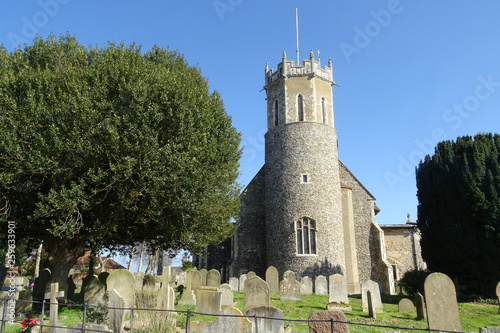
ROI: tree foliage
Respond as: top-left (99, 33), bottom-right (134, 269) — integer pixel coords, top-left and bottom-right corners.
top-left (416, 133), bottom-right (500, 296)
top-left (0, 35), bottom-right (241, 285)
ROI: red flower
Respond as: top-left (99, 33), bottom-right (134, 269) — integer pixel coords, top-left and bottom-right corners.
top-left (20, 318), bottom-right (38, 329)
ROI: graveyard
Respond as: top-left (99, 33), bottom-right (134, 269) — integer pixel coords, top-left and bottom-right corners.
top-left (1, 267), bottom-right (499, 332)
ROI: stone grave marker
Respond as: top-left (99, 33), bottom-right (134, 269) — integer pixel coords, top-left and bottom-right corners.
top-left (133, 272), bottom-right (144, 291)
top-left (199, 268), bottom-right (208, 286)
top-left (142, 274), bottom-right (158, 292)
top-left (367, 290), bottom-right (376, 319)
top-left (229, 277), bottom-right (239, 291)
top-left (300, 276), bottom-right (313, 295)
top-left (246, 305), bottom-right (284, 333)
top-left (67, 276), bottom-right (77, 300)
top-left (496, 281), bottom-right (500, 313)
top-left (83, 275), bottom-right (105, 305)
top-left (239, 274), bottom-right (247, 292)
top-left (308, 309), bottom-right (349, 333)
top-left (206, 269), bottom-right (221, 288)
top-left (97, 272), bottom-right (109, 288)
top-left (279, 270), bottom-right (300, 302)
top-left (398, 298), bottom-right (415, 313)
top-left (315, 275), bottom-right (328, 295)
top-left (190, 306), bottom-right (253, 333)
top-left (247, 271), bottom-right (256, 280)
top-left (33, 268), bottom-right (51, 302)
top-left (361, 279), bottom-right (383, 313)
top-left (16, 290), bottom-right (32, 314)
top-left (106, 269), bottom-right (135, 308)
top-left (265, 266), bottom-right (279, 292)
top-left (45, 282), bottom-right (64, 326)
top-left (178, 270), bottom-right (196, 306)
top-left (219, 283), bottom-right (233, 307)
top-left (415, 292), bottom-right (426, 320)
top-left (157, 284), bottom-right (175, 310)
top-left (328, 274), bottom-right (350, 311)
top-left (191, 270), bottom-right (202, 291)
top-left (195, 286), bottom-right (221, 315)
top-left (424, 272), bottom-right (461, 332)
top-left (244, 276), bottom-right (270, 313)
top-left (108, 289), bottom-right (126, 333)
top-left (479, 327), bottom-right (500, 333)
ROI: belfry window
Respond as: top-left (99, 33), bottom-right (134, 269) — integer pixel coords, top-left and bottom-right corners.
top-left (274, 100), bottom-right (279, 126)
top-left (298, 94), bottom-right (304, 121)
top-left (321, 98), bottom-right (326, 123)
top-left (296, 217), bottom-right (317, 255)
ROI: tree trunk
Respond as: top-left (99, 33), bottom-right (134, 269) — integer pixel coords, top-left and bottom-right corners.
top-left (34, 242), bottom-right (43, 278)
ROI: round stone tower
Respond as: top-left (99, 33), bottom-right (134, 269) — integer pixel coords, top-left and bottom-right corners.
top-left (264, 51), bottom-right (346, 278)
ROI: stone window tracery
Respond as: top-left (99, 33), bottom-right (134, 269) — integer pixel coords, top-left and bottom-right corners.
top-left (296, 217), bottom-right (317, 255)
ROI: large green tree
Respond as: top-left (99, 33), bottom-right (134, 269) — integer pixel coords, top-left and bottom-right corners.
top-left (0, 35), bottom-right (241, 293)
top-left (416, 133), bottom-right (500, 296)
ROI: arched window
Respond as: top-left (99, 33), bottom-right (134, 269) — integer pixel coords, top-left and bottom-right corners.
top-left (274, 100), bottom-right (279, 126)
top-left (321, 97), bottom-right (326, 124)
top-left (296, 217), bottom-right (317, 254)
top-left (298, 94), bottom-right (304, 121)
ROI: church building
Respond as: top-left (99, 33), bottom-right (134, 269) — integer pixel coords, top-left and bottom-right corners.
top-left (196, 51), bottom-right (424, 295)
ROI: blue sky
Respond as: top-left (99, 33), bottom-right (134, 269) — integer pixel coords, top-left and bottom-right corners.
top-left (2, 1), bottom-right (500, 230)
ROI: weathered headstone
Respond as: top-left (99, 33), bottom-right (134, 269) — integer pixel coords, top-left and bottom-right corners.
top-left (246, 305), bottom-right (284, 333)
top-left (265, 266), bottom-right (279, 292)
top-left (328, 274), bottom-right (350, 311)
top-left (46, 282), bottom-right (63, 326)
top-left (106, 269), bottom-right (135, 308)
top-left (315, 275), bottom-right (328, 295)
top-left (247, 271), bottom-right (256, 280)
top-left (178, 270), bottom-right (196, 306)
top-left (424, 272), bottom-right (461, 332)
top-left (191, 307), bottom-right (253, 333)
top-left (107, 289), bottom-right (126, 333)
top-left (496, 281), bottom-right (500, 314)
top-left (279, 270), bottom-right (300, 302)
top-left (239, 274), bottom-right (247, 292)
top-left (83, 275), bottom-right (105, 305)
top-left (206, 269), bottom-right (221, 288)
top-left (199, 268), bottom-right (208, 286)
top-left (191, 270), bottom-right (202, 291)
top-left (244, 276), bottom-right (270, 313)
top-left (361, 279), bottom-right (382, 313)
top-left (398, 298), bottom-right (415, 313)
top-left (415, 292), bottom-right (426, 320)
top-left (219, 283), bottom-right (233, 307)
top-left (142, 274), bottom-right (158, 292)
top-left (367, 290), bottom-right (376, 319)
top-left (300, 276), bottom-right (313, 295)
top-left (33, 268), bottom-right (51, 302)
top-left (479, 327), bottom-right (500, 333)
top-left (133, 272), bottom-right (144, 291)
top-left (308, 309), bottom-right (349, 333)
top-left (16, 290), bottom-right (32, 314)
top-left (195, 287), bottom-right (221, 315)
top-left (157, 285), bottom-right (175, 310)
top-left (229, 277), bottom-right (239, 291)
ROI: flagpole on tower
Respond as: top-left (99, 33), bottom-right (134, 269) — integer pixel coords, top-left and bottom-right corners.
top-left (295, 8), bottom-right (300, 64)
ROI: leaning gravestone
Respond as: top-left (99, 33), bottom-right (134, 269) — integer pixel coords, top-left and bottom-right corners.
top-left (300, 276), bottom-right (313, 295)
top-left (229, 277), bottom-right (239, 291)
top-left (398, 298), bottom-right (415, 313)
top-left (328, 274), bottom-right (350, 311)
top-left (308, 309), bottom-right (349, 333)
top-left (415, 292), bottom-right (426, 320)
top-left (361, 279), bottom-right (383, 313)
top-left (191, 270), bottom-right (202, 291)
top-left (244, 276), bottom-right (270, 313)
top-left (33, 268), bottom-right (51, 302)
top-left (280, 270), bottom-right (300, 302)
top-left (83, 275), bottom-right (105, 305)
top-left (239, 274), bottom-right (247, 292)
top-left (107, 289), bottom-right (126, 333)
top-left (246, 305), bottom-right (284, 333)
top-left (265, 266), bottom-right (279, 292)
top-left (315, 275), bottom-right (328, 295)
top-left (424, 272), bottom-right (461, 332)
top-left (219, 283), bottom-right (233, 307)
top-left (206, 269), bottom-right (221, 288)
top-left (106, 269), bottom-right (135, 308)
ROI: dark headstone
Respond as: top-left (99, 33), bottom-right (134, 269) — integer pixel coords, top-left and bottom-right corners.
top-left (415, 292), bottom-right (426, 320)
top-left (67, 276), bottom-right (76, 300)
top-left (308, 309), bottom-right (349, 333)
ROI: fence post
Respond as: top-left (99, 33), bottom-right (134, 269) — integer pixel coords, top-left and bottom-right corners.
top-left (40, 299), bottom-right (46, 332)
top-left (82, 302), bottom-right (87, 333)
top-left (254, 315), bottom-right (258, 333)
top-left (0, 297), bottom-right (8, 333)
top-left (129, 307), bottom-right (134, 333)
top-left (330, 318), bottom-right (335, 333)
top-left (185, 309), bottom-right (191, 333)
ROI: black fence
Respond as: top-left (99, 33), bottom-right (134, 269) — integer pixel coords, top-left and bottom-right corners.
top-left (0, 297), bottom-right (473, 333)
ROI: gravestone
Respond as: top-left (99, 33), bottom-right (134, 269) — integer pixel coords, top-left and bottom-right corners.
top-left (157, 284), bottom-right (175, 310)
top-left (244, 276), bottom-right (270, 313)
top-left (83, 275), bottom-right (105, 305)
top-left (219, 283), bottom-right (233, 307)
top-left (479, 327), bottom-right (500, 333)
top-left (300, 276), bottom-right (313, 295)
top-left (195, 287), bottom-right (221, 315)
top-left (16, 290), bottom-right (32, 314)
top-left (361, 279), bottom-right (382, 313)
top-left (191, 307), bottom-right (253, 333)
top-left (246, 305), bottom-right (284, 333)
top-left (177, 271), bottom-right (186, 288)
top-left (229, 277), bottom-right (239, 291)
top-left (33, 268), bottom-right (51, 302)
top-left (308, 309), bottom-right (349, 333)
top-left (496, 281), bottom-right (500, 314)
top-left (279, 270), bottom-right (300, 302)
top-left (247, 271), bottom-right (256, 280)
top-left (398, 298), bottom-right (415, 313)
top-left (178, 270), bottom-right (196, 306)
top-left (328, 274), bottom-right (350, 311)
top-left (239, 274), bottom-right (247, 292)
top-left (367, 290), bottom-right (376, 319)
top-left (315, 275), bottom-right (328, 295)
top-left (206, 269), bottom-right (221, 288)
top-left (98, 272), bottom-right (109, 287)
top-left (67, 276), bottom-right (76, 300)
top-left (415, 292), bottom-right (426, 320)
top-left (191, 270), bottom-right (202, 291)
top-left (133, 272), bottom-right (144, 290)
top-left (199, 268), bottom-right (208, 286)
top-left (424, 272), bottom-right (461, 332)
top-left (142, 274), bottom-right (158, 292)
top-left (108, 289), bottom-right (126, 333)
top-left (46, 282), bottom-right (63, 326)
top-left (265, 266), bottom-right (279, 292)
top-left (106, 269), bottom-right (135, 308)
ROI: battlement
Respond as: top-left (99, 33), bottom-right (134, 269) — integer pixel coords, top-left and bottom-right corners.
top-left (264, 50), bottom-right (334, 87)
